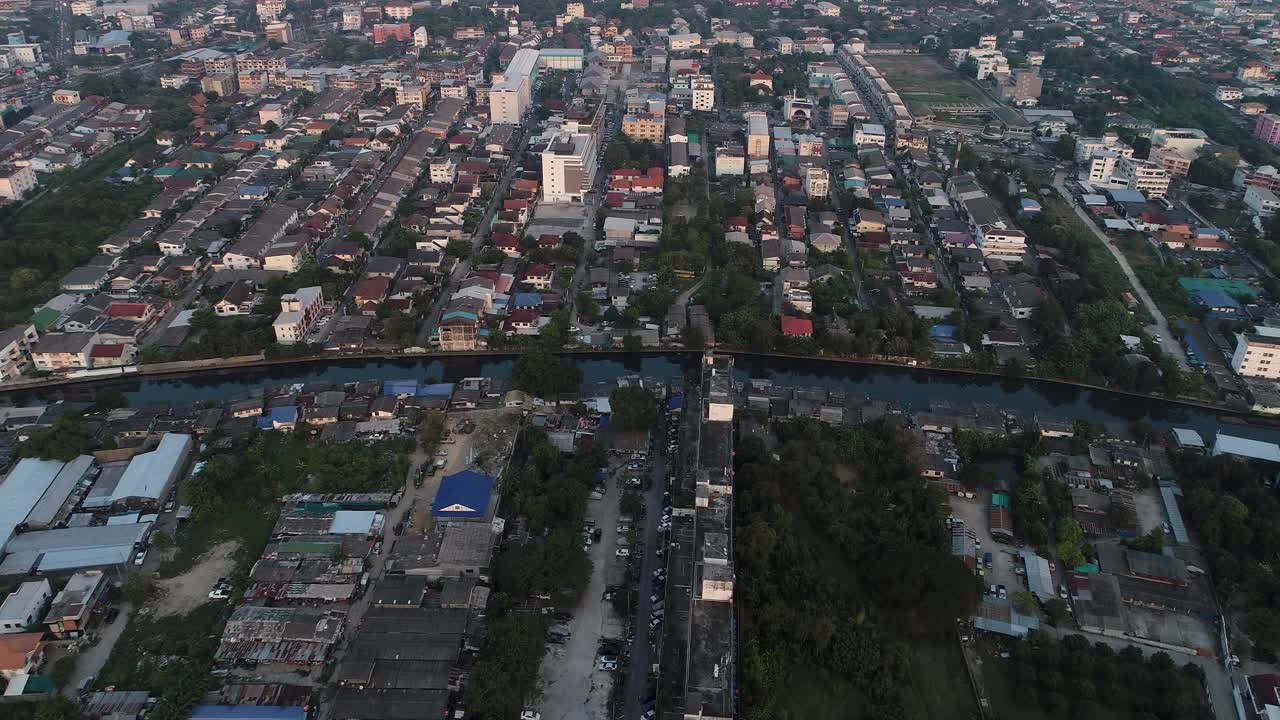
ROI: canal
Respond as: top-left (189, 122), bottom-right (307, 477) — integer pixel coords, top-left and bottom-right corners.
top-left (5, 353), bottom-right (1278, 444)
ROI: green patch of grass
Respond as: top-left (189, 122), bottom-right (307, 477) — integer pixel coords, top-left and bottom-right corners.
top-left (160, 505), bottom-right (275, 579)
top-left (902, 641), bottom-right (978, 720)
top-left (868, 55), bottom-right (988, 115)
top-left (1114, 235), bottom-right (1197, 318)
top-left (778, 664), bottom-right (865, 720)
top-left (97, 601), bottom-right (225, 689)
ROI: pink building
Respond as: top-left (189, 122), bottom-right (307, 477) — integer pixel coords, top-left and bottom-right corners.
top-left (1255, 113), bottom-right (1280, 148)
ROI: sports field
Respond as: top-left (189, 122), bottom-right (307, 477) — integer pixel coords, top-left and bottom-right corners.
top-left (869, 54), bottom-right (991, 115)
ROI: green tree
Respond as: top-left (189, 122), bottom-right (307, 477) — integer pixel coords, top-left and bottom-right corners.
top-left (121, 573), bottom-right (153, 605)
top-left (1013, 591), bottom-right (1039, 615)
top-left (1054, 134), bottom-right (1077, 162)
top-left (512, 348), bottom-right (582, 398)
top-left (1044, 598), bottom-right (1071, 626)
top-left (445, 238), bottom-right (472, 258)
top-left (609, 385), bottom-right (657, 431)
top-left (50, 655), bottom-right (77, 688)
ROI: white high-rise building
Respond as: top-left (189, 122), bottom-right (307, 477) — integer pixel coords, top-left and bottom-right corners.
top-left (489, 48), bottom-right (539, 125)
top-left (691, 75), bottom-right (715, 111)
top-left (745, 111), bottom-right (769, 158)
top-left (541, 109), bottom-right (603, 203)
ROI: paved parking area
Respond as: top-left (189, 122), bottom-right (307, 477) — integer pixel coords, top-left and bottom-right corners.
top-left (950, 493), bottom-right (1021, 596)
top-left (1132, 487), bottom-right (1166, 536)
top-left (1127, 605), bottom-right (1217, 653)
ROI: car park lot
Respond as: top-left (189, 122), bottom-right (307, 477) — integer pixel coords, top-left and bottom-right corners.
top-left (949, 493), bottom-right (1022, 599)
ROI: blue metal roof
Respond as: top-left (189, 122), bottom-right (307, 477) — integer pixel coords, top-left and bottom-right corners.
top-left (192, 706), bottom-right (306, 720)
top-left (417, 383), bottom-right (455, 397)
top-left (512, 292), bottom-right (542, 307)
top-left (667, 395), bottom-right (684, 411)
top-left (1106, 188), bottom-right (1146, 204)
top-left (383, 379), bottom-right (419, 396)
top-left (432, 470), bottom-right (495, 518)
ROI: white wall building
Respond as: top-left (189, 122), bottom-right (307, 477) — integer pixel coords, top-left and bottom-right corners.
top-left (1233, 330), bottom-right (1280, 379)
top-left (488, 48), bottom-right (539, 125)
top-left (0, 580), bottom-right (51, 634)
top-left (273, 286), bottom-right (324, 344)
top-left (1246, 185), bottom-right (1280, 216)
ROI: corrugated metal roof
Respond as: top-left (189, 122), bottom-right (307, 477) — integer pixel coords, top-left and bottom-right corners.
top-left (110, 433), bottom-right (191, 504)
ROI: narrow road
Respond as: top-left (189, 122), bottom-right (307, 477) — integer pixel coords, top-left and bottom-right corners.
top-left (417, 123), bottom-right (530, 345)
top-left (623, 417), bottom-right (670, 720)
top-left (1051, 172), bottom-right (1189, 368)
top-left (62, 604), bottom-right (131, 697)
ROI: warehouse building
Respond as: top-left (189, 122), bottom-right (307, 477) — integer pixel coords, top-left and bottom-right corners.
top-left (0, 455), bottom-right (95, 547)
top-left (0, 522), bottom-right (152, 576)
top-left (108, 433), bottom-right (192, 510)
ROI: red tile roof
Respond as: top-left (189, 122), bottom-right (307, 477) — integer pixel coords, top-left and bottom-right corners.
top-left (89, 344), bottom-right (127, 358)
top-left (104, 302), bottom-right (148, 318)
top-left (781, 316), bottom-right (813, 337)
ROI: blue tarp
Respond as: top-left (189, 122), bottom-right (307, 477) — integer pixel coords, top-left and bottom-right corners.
top-left (512, 292), bottom-right (542, 308)
top-left (417, 383), bottom-right (455, 397)
top-left (383, 379), bottom-right (419, 396)
top-left (1193, 289), bottom-right (1242, 310)
top-left (667, 395), bottom-right (684, 411)
top-left (929, 324), bottom-right (958, 339)
top-left (432, 470), bottom-right (495, 518)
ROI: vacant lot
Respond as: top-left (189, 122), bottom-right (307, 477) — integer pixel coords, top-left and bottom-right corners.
top-left (870, 55), bottom-right (989, 115)
top-left (154, 540), bottom-right (239, 617)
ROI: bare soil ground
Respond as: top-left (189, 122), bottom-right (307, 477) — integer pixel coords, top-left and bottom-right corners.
top-left (152, 540), bottom-right (239, 617)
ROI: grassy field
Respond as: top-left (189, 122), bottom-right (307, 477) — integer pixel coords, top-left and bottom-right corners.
top-left (901, 641), bottom-right (979, 720)
top-left (1114, 234), bottom-right (1197, 318)
top-left (779, 665), bottom-right (866, 719)
top-left (160, 504), bottom-right (275, 579)
top-left (868, 55), bottom-right (989, 115)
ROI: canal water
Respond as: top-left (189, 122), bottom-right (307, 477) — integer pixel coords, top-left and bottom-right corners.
top-left (7, 353), bottom-right (1279, 444)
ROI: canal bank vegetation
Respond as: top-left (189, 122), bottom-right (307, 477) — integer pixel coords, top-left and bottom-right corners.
top-left (467, 428), bottom-right (604, 716)
top-left (736, 419), bottom-right (980, 720)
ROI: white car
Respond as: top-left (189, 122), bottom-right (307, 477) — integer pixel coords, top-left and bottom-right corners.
top-left (520, 712), bottom-right (542, 720)
top-left (615, 548), bottom-right (630, 558)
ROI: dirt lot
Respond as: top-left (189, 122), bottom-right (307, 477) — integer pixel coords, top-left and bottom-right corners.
top-left (152, 540), bottom-right (239, 617)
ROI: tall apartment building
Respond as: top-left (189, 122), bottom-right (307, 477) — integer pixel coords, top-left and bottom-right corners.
top-left (1233, 331), bottom-right (1280, 379)
top-left (1075, 133), bottom-right (1133, 163)
top-left (542, 132), bottom-right (598, 203)
top-left (622, 113), bottom-right (664, 142)
top-left (691, 74), bottom-right (715, 111)
top-left (1087, 150), bottom-right (1120, 185)
top-left (1255, 113), bottom-right (1280, 148)
top-left (745, 111), bottom-right (769, 158)
top-left (396, 83), bottom-right (430, 108)
top-left (489, 48), bottom-right (539, 124)
top-left (996, 68), bottom-right (1042, 106)
top-left (0, 164), bottom-right (36, 200)
top-left (0, 324), bottom-right (36, 380)
top-left (1114, 156), bottom-right (1170, 198)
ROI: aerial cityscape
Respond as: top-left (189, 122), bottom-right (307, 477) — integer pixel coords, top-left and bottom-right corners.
top-left (1, 0), bottom-right (1280, 719)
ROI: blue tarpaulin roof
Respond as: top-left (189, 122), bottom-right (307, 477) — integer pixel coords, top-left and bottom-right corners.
top-left (418, 383), bottom-right (455, 397)
top-left (384, 379), bottom-right (419, 396)
top-left (667, 395), bottom-right (684, 411)
top-left (1193, 289), bottom-right (1241, 310)
top-left (432, 470), bottom-right (495, 518)
top-left (512, 292), bottom-right (542, 307)
top-left (929, 324), bottom-right (958, 339)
